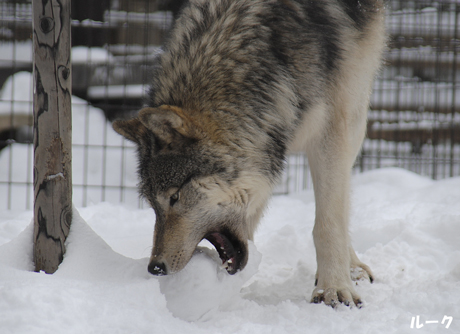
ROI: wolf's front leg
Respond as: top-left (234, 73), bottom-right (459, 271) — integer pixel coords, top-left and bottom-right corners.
top-left (311, 245), bottom-right (374, 307)
top-left (306, 126), bottom-right (368, 308)
top-left (311, 233), bottom-right (359, 307)
top-left (310, 191), bottom-right (362, 307)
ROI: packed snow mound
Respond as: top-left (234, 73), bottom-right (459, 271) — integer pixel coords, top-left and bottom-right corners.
top-left (56, 208), bottom-right (151, 282)
top-left (0, 71), bottom-right (33, 104)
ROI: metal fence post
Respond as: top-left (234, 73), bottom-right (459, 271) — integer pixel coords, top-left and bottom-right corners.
top-left (32, 0), bottom-right (72, 273)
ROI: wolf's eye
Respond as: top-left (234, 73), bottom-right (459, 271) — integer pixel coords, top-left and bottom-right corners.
top-left (170, 192), bottom-right (180, 206)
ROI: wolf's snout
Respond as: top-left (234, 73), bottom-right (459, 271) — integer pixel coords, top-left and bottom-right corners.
top-left (148, 260), bottom-right (168, 276)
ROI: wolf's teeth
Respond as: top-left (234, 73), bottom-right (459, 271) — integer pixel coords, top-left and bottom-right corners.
top-left (221, 259), bottom-right (233, 271)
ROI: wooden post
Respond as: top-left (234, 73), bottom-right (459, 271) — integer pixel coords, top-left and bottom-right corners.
top-left (32, 0), bottom-right (72, 273)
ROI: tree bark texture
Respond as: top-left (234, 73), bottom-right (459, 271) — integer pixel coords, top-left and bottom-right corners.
top-left (33, 0), bottom-right (72, 274)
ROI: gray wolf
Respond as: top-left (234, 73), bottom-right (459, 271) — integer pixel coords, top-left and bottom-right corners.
top-left (113, 0), bottom-right (386, 307)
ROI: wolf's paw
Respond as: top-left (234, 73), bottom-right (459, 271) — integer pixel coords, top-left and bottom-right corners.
top-left (310, 286), bottom-right (363, 308)
top-left (350, 261), bottom-right (374, 284)
top-left (349, 248), bottom-right (374, 283)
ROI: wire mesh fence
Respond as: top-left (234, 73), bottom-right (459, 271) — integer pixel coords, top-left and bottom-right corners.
top-left (0, 0), bottom-right (459, 211)
top-left (362, 0), bottom-right (460, 179)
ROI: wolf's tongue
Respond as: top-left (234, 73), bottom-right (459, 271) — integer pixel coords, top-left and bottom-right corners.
top-left (204, 232), bottom-right (238, 274)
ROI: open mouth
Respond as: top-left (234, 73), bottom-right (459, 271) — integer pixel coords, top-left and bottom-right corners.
top-left (204, 231), bottom-right (246, 275)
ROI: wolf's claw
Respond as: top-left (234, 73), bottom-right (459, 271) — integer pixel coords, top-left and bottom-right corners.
top-left (311, 286), bottom-right (362, 308)
top-left (350, 264), bottom-right (374, 284)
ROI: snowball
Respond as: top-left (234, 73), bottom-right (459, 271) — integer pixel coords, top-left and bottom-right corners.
top-left (158, 241), bottom-right (262, 321)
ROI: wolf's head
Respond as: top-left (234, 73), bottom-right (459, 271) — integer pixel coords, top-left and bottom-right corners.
top-left (113, 105), bottom-right (264, 275)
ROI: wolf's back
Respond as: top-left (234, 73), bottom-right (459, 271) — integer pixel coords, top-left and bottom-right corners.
top-left (147, 0), bottom-right (385, 179)
top-left (149, 0), bottom-right (383, 109)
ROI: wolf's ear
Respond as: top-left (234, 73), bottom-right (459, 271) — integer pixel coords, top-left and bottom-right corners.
top-left (138, 106), bottom-right (193, 144)
top-left (112, 118), bottom-right (147, 145)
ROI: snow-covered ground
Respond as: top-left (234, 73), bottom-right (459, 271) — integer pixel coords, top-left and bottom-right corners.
top-left (0, 167), bottom-right (459, 333)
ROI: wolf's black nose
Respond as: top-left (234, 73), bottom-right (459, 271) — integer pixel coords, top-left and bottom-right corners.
top-left (148, 261), bottom-right (168, 276)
